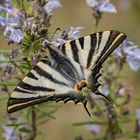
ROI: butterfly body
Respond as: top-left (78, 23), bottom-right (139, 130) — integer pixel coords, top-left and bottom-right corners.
top-left (7, 30), bottom-right (126, 115)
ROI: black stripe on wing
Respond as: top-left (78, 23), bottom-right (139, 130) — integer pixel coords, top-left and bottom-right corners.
top-left (86, 33), bottom-right (96, 68)
top-left (93, 31), bottom-right (126, 69)
top-left (26, 72), bottom-right (38, 80)
top-left (58, 30), bottom-right (126, 71)
top-left (70, 40), bottom-right (80, 63)
top-left (14, 88), bottom-right (32, 93)
top-left (18, 81), bottom-right (55, 92)
top-left (34, 65), bottom-right (67, 86)
top-left (47, 46), bottom-right (84, 85)
top-left (97, 32), bottom-right (103, 49)
top-left (61, 44), bottom-right (66, 55)
top-left (95, 31), bottom-right (119, 65)
top-left (7, 96), bottom-right (53, 113)
top-left (78, 37), bottom-right (84, 49)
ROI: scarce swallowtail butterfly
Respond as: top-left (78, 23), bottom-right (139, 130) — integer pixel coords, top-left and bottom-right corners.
top-left (7, 30), bottom-right (126, 116)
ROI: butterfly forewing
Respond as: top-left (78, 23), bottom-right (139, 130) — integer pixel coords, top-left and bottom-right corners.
top-left (92, 31), bottom-right (126, 70)
top-left (7, 30), bottom-right (126, 114)
top-left (59, 30), bottom-right (126, 71)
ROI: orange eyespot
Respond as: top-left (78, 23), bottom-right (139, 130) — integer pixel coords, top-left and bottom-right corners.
top-left (74, 80), bottom-right (88, 93)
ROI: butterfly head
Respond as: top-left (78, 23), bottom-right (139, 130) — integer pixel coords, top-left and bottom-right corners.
top-left (74, 80), bottom-right (90, 94)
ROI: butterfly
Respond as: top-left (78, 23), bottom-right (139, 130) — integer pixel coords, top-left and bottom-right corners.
top-left (7, 30), bottom-right (126, 116)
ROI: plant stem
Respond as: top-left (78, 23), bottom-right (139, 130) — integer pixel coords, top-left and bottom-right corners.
top-left (30, 107), bottom-right (37, 140)
top-left (106, 102), bottom-right (118, 140)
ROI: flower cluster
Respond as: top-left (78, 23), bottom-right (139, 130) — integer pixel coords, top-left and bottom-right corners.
top-left (86, 0), bottom-right (117, 13)
top-left (0, 0), bottom-right (62, 43)
top-left (85, 124), bottom-right (100, 134)
top-left (135, 109), bottom-right (140, 134)
top-left (1, 114), bottom-right (30, 140)
top-left (0, 0), bottom-right (24, 43)
top-left (43, 0), bottom-right (62, 15)
top-left (115, 40), bottom-right (140, 71)
top-left (42, 26), bottom-right (84, 47)
top-left (86, 0), bottom-right (117, 25)
top-left (0, 49), bottom-right (18, 92)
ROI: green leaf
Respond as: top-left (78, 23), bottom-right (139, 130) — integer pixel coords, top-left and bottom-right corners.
top-left (19, 127), bottom-right (31, 133)
top-left (6, 122), bottom-right (27, 127)
top-left (37, 108), bottom-right (57, 120)
top-left (0, 96), bottom-right (7, 100)
top-left (72, 121), bottom-right (106, 126)
top-left (0, 50), bottom-right (10, 54)
top-left (0, 82), bottom-right (17, 86)
top-left (0, 59), bottom-right (22, 63)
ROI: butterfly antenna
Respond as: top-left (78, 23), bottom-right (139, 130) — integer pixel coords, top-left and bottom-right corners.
top-left (49, 28), bottom-right (61, 41)
top-left (82, 100), bottom-right (91, 117)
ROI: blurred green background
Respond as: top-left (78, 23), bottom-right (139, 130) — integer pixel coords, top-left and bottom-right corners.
top-left (0, 0), bottom-right (140, 140)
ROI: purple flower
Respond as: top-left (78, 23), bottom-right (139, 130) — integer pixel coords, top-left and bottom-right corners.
top-left (135, 109), bottom-right (140, 134)
top-left (68, 27), bottom-right (84, 39)
top-left (1, 124), bottom-right (30, 140)
top-left (100, 85), bottom-right (109, 96)
top-left (0, 55), bottom-right (5, 62)
top-left (115, 40), bottom-right (140, 71)
top-left (136, 109), bottom-right (140, 120)
top-left (99, 77), bottom-right (109, 96)
top-left (126, 55), bottom-right (140, 71)
top-left (43, 0), bottom-right (62, 14)
top-left (0, 1), bottom-right (25, 43)
top-left (0, 15), bottom-right (7, 27)
top-left (9, 28), bottom-right (23, 43)
top-left (42, 38), bottom-right (66, 47)
top-left (3, 7), bottom-right (25, 28)
top-left (1, 62), bottom-right (15, 81)
top-left (23, 17), bottom-right (33, 28)
top-left (6, 7), bottom-right (25, 24)
top-left (0, 2), bottom-right (12, 13)
top-left (86, 0), bottom-right (117, 13)
top-left (52, 38), bottom-right (66, 46)
top-left (0, 0), bottom-right (12, 9)
top-left (85, 124), bottom-right (100, 134)
top-left (4, 26), bottom-right (23, 43)
top-left (117, 84), bottom-right (133, 98)
top-left (42, 27), bottom-right (84, 47)
top-left (0, 53), bottom-right (17, 82)
top-left (1, 114), bottom-right (30, 140)
top-left (117, 84), bottom-right (125, 96)
top-left (2, 125), bottom-right (18, 140)
top-left (32, 54), bottom-right (39, 66)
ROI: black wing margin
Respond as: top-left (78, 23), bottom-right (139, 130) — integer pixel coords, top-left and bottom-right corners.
top-left (89, 31), bottom-right (126, 100)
